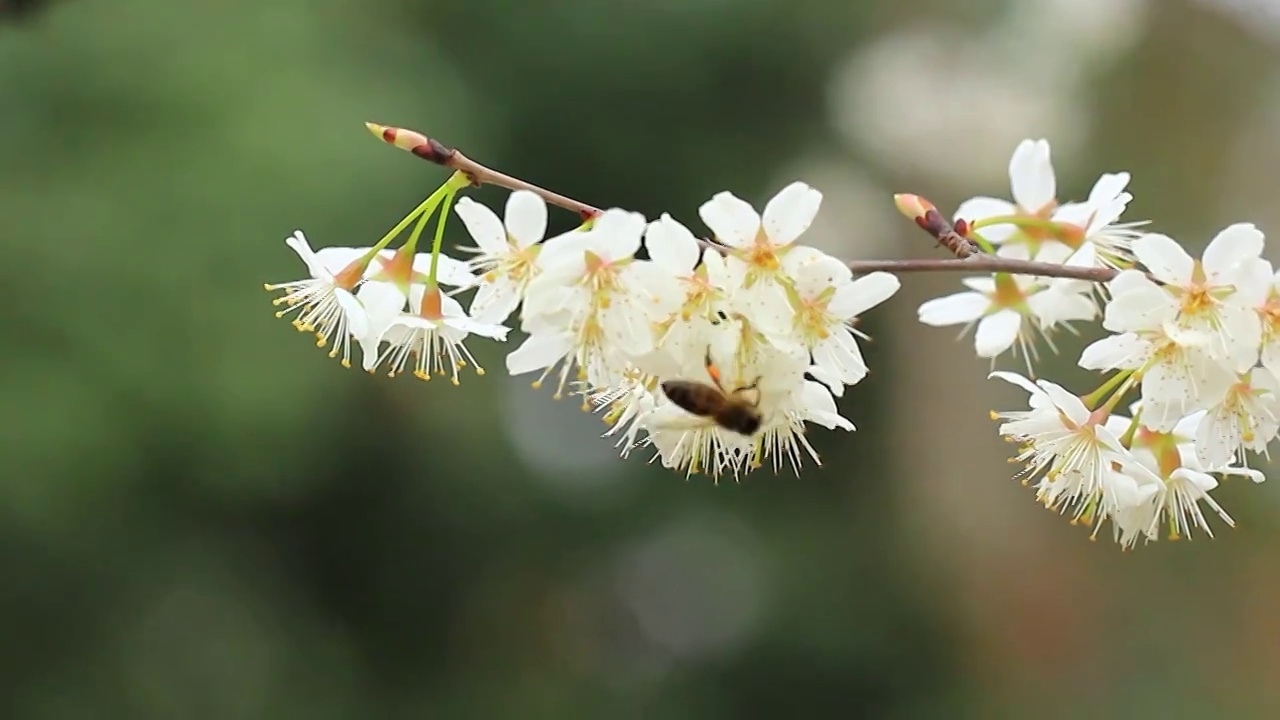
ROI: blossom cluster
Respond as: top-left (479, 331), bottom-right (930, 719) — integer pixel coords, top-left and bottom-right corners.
top-left (267, 126), bottom-right (1280, 550)
top-left (266, 176), bottom-right (899, 481)
top-left (918, 139), bottom-right (1278, 549)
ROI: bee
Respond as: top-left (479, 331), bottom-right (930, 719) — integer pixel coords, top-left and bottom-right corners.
top-left (660, 351), bottom-right (763, 436)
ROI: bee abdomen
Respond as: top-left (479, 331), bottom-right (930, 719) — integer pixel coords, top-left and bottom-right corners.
top-left (716, 408), bottom-right (763, 436)
top-left (661, 380), bottom-right (713, 417)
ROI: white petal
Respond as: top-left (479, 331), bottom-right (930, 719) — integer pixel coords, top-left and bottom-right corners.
top-left (454, 197), bottom-right (508, 255)
top-left (989, 370), bottom-right (1041, 397)
top-left (1223, 257), bottom-right (1273, 308)
top-left (1102, 282), bottom-right (1176, 332)
top-left (973, 310), bottom-right (1021, 357)
top-left (1216, 303), bottom-right (1263, 371)
top-left (918, 292), bottom-right (989, 326)
top-left (1008, 139), bottom-right (1055, 212)
top-left (814, 333), bottom-right (867, 385)
top-left (798, 380), bottom-right (854, 431)
top-left (1088, 172), bottom-right (1131, 204)
top-left (1195, 408), bottom-right (1238, 469)
top-left (954, 197), bottom-right (1017, 243)
top-left (1028, 287), bottom-right (1096, 326)
top-left (590, 209), bottom-right (647, 261)
top-left (313, 246), bottom-right (369, 277)
top-left (698, 191), bottom-right (761, 248)
top-left (1202, 222), bottom-right (1264, 280)
top-left (1079, 333), bottom-right (1150, 371)
top-left (409, 253), bottom-right (477, 288)
top-left (761, 181), bottom-right (821, 246)
top-left (1037, 381), bottom-right (1089, 425)
top-left (469, 279), bottom-right (522, 324)
top-left (506, 332), bottom-right (572, 376)
top-left (1108, 268), bottom-right (1155, 297)
top-left (1132, 234), bottom-right (1194, 286)
top-left (961, 276), bottom-right (997, 294)
top-left (828, 272), bottom-right (900, 319)
top-left (284, 231), bottom-right (329, 279)
top-left (785, 254), bottom-right (848, 300)
top-left (504, 190), bottom-right (548, 248)
top-left (643, 214), bottom-right (701, 273)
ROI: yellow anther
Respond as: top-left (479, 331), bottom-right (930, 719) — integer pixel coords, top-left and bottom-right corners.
top-left (476, 367), bottom-right (486, 376)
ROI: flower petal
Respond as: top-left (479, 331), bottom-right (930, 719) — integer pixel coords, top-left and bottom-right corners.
top-left (469, 279), bottom-right (522, 324)
top-left (989, 370), bottom-right (1041, 397)
top-left (589, 208), bottom-right (646, 261)
top-left (698, 191), bottom-right (760, 248)
top-left (1078, 332), bottom-right (1151, 371)
top-left (1132, 233), bottom-right (1194, 286)
top-left (761, 181), bottom-right (821, 246)
top-left (954, 197), bottom-right (1017, 243)
top-left (454, 197), bottom-right (508, 255)
top-left (1202, 222), bottom-right (1264, 280)
top-left (1037, 380), bottom-right (1089, 425)
top-left (1088, 172), bottom-right (1130, 204)
top-left (1008, 139), bottom-right (1055, 212)
top-left (974, 309), bottom-right (1021, 357)
top-left (828, 272), bottom-right (900, 319)
top-left (504, 190), bottom-right (548, 248)
top-left (283, 230), bottom-right (327, 277)
top-left (506, 332), bottom-right (572, 376)
top-left (918, 292), bottom-right (989, 326)
top-left (644, 214), bottom-right (701, 273)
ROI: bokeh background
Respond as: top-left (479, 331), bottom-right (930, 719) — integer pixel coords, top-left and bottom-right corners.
top-left (5, 0), bottom-right (1280, 716)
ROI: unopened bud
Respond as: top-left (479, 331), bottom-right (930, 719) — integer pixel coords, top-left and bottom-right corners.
top-left (366, 122), bottom-right (427, 151)
top-left (893, 193), bottom-right (936, 221)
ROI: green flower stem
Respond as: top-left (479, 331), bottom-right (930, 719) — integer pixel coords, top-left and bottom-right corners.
top-left (425, 171), bottom-right (470, 288)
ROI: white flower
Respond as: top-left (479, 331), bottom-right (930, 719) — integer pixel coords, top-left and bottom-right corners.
top-left (632, 214), bottom-right (732, 362)
top-left (637, 321), bottom-right (851, 480)
top-left (1257, 264), bottom-right (1280, 380)
top-left (1194, 367), bottom-right (1280, 468)
top-left (364, 286), bottom-right (509, 383)
top-left (786, 252), bottom-right (900, 385)
top-left (1048, 172), bottom-right (1147, 268)
top-left (988, 371), bottom-right (1132, 525)
top-left (454, 190), bottom-right (547, 324)
top-left (955, 139), bottom-right (1145, 265)
top-left (954, 139), bottom-right (1057, 246)
top-left (1104, 411), bottom-right (1252, 543)
top-left (590, 372), bottom-right (659, 457)
top-left (1114, 226), bottom-right (1270, 371)
top-left (265, 231), bottom-right (382, 365)
top-left (699, 182), bottom-right (822, 338)
top-left (751, 377), bottom-right (854, 474)
top-left (918, 244), bottom-right (1096, 369)
top-left (506, 208), bottom-right (654, 394)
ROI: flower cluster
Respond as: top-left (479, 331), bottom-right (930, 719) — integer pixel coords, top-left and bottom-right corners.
top-left (917, 139), bottom-right (1278, 549)
top-left (266, 124), bottom-right (1280, 550)
top-left (266, 172), bottom-right (899, 481)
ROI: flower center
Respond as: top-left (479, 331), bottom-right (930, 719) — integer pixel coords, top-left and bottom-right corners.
top-left (990, 273), bottom-right (1027, 309)
top-left (417, 287), bottom-right (444, 320)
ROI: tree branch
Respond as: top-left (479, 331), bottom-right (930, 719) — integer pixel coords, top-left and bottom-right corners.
top-left (364, 122), bottom-right (1122, 284)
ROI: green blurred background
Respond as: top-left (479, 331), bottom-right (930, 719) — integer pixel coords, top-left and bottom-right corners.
top-left (4, 0), bottom-right (1280, 717)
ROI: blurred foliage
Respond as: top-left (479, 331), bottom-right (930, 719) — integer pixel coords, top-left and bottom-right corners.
top-left (2, 0), bottom-right (1280, 718)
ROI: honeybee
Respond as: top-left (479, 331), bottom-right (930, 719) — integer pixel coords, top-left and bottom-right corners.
top-left (660, 351), bottom-right (763, 436)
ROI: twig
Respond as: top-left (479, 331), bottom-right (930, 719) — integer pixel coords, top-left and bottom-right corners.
top-left (364, 122), bottom-right (1122, 284)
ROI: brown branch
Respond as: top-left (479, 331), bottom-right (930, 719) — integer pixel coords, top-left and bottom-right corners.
top-left (365, 122), bottom-right (1122, 284)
